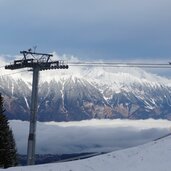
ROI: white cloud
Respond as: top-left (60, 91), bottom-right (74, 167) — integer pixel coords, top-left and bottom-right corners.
top-left (9, 119), bottom-right (171, 154)
top-left (1, 55), bottom-right (171, 90)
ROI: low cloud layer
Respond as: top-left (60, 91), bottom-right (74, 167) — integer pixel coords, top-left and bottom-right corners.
top-left (9, 119), bottom-right (171, 154)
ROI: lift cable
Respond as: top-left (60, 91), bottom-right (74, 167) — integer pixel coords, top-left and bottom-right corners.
top-left (68, 62), bottom-right (169, 65)
top-left (69, 64), bottom-right (171, 69)
top-left (68, 62), bottom-right (171, 68)
top-left (1, 62), bottom-right (171, 78)
top-left (0, 69), bottom-right (29, 77)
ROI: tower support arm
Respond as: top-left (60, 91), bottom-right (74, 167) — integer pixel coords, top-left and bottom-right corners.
top-left (20, 51), bottom-right (53, 57)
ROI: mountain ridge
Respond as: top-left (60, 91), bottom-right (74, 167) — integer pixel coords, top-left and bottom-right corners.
top-left (1, 66), bottom-right (171, 121)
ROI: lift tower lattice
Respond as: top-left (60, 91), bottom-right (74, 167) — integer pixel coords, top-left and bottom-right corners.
top-left (5, 50), bottom-right (69, 165)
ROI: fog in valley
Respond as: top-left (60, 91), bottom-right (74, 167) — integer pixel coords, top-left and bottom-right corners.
top-left (10, 119), bottom-right (171, 154)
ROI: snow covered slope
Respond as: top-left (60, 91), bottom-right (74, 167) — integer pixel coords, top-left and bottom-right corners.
top-left (2, 135), bottom-right (171, 171)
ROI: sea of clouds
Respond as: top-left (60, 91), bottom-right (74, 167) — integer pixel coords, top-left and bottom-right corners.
top-left (9, 119), bottom-right (171, 154)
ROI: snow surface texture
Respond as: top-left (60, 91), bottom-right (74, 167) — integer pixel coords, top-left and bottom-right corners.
top-left (2, 133), bottom-right (171, 171)
top-left (9, 119), bottom-right (171, 154)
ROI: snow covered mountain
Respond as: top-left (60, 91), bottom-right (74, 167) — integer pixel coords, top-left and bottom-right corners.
top-left (2, 134), bottom-right (171, 170)
top-left (1, 66), bottom-right (171, 121)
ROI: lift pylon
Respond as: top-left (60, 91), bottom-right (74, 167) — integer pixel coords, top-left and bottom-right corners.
top-left (5, 49), bottom-right (69, 165)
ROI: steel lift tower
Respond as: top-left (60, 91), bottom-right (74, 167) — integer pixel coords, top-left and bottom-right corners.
top-left (5, 50), bottom-right (69, 165)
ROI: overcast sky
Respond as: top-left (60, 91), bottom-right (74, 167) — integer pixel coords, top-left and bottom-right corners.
top-left (0, 0), bottom-right (171, 61)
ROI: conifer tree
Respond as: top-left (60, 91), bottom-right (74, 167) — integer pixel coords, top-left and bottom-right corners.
top-left (0, 94), bottom-right (18, 168)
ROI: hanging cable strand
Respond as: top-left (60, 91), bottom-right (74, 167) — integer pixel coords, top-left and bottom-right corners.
top-left (2, 63), bottom-right (171, 70)
top-left (0, 69), bottom-right (29, 77)
top-left (69, 65), bottom-right (171, 69)
top-left (68, 62), bottom-right (171, 68)
top-left (68, 61), bottom-right (170, 65)
top-left (1, 62), bottom-right (171, 74)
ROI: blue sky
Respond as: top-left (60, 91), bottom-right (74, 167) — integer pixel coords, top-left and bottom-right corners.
top-left (0, 0), bottom-right (171, 61)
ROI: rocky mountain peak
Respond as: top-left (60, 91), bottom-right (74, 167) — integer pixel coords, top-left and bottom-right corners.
top-left (1, 66), bottom-right (171, 121)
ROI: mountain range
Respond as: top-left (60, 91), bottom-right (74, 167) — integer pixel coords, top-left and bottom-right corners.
top-left (1, 66), bottom-right (171, 121)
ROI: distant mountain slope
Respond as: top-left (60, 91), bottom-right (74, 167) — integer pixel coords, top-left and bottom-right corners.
top-left (1, 66), bottom-right (171, 121)
top-left (2, 134), bottom-right (171, 170)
